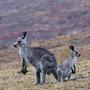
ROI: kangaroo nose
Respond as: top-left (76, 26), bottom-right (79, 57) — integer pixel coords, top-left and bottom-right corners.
top-left (78, 53), bottom-right (81, 57)
top-left (13, 44), bottom-right (17, 48)
top-left (79, 54), bottom-right (81, 57)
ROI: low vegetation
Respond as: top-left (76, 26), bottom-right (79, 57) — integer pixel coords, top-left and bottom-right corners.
top-left (0, 33), bottom-right (90, 90)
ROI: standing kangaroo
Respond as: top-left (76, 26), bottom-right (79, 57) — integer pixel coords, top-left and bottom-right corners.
top-left (14, 32), bottom-right (58, 84)
top-left (57, 46), bottom-right (81, 82)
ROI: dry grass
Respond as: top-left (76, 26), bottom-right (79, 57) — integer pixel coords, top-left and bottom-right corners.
top-left (0, 33), bottom-right (90, 90)
top-left (0, 58), bottom-right (89, 90)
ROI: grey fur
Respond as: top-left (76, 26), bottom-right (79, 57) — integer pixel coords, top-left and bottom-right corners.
top-left (14, 32), bottom-right (58, 84)
top-left (57, 46), bottom-right (80, 82)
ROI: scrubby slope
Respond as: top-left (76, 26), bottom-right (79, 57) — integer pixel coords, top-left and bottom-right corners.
top-left (0, 0), bottom-right (90, 46)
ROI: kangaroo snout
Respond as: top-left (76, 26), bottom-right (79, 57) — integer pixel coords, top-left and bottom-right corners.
top-left (78, 53), bottom-right (81, 57)
top-left (76, 51), bottom-right (81, 57)
top-left (13, 43), bottom-right (17, 48)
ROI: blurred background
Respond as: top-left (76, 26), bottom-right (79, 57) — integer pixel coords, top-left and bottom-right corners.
top-left (0, 0), bottom-right (90, 48)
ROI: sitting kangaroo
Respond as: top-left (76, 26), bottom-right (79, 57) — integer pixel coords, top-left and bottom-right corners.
top-left (57, 46), bottom-right (81, 82)
top-left (14, 32), bottom-right (58, 84)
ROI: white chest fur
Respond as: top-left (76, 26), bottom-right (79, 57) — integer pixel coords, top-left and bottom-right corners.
top-left (18, 47), bottom-right (30, 63)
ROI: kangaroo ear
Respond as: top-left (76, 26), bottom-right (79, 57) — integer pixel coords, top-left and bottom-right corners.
top-left (21, 32), bottom-right (27, 39)
top-left (69, 45), bottom-right (74, 51)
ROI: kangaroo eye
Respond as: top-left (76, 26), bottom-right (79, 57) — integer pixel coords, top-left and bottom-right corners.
top-left (76, 52), bottom-right (79, 55)
top-left (18, 41), bottom-right (21, 43)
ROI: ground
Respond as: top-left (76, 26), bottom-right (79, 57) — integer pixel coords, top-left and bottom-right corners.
top-left (0, 32), bottom-right (90, 90)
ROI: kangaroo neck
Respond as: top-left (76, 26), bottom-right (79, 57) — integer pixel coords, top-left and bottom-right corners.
top-left (18, 45), bottom-right (32, 62)
top-left (70, 56), bottom-right (77, 66)
top-left (18, 45), bottom-right (28, 53)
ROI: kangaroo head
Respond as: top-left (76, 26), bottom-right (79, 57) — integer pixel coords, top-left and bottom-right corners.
top-left (14, 32), bottom-right (27, 48)
top-left (69, 45), bottom-right (81, 57)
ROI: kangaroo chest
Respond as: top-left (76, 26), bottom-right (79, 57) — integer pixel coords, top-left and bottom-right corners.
top-left (18, 47), bottom-right (40, 67)
top-left (18, 47), bottom-right (32, 62)
top-left (70, 57), bottom-right (77, 66)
